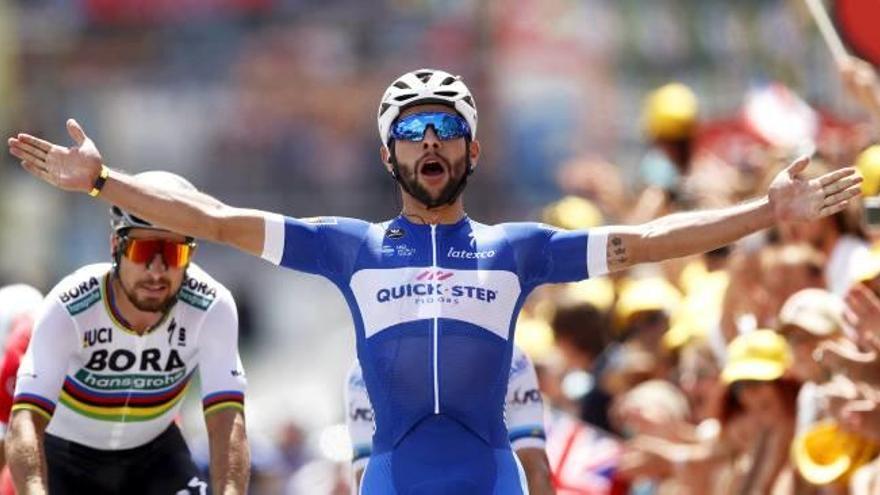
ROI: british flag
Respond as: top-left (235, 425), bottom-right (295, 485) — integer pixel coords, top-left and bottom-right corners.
top-left (545, 409), bottom-right (628, 495)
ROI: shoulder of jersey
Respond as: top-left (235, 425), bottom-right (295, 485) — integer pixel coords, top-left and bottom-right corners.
top-left (177, 263), bottom-right (230, 312)
top-left (53, 263), bottom-right (111, 316)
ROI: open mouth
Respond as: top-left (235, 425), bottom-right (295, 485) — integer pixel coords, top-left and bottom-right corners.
top-left (419, 159), bottom-right (446, 177)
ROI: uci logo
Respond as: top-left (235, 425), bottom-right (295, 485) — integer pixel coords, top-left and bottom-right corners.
top-left (350, 407), bottom-right (374, 422)
top-left (512, 388), bottom-right (541, 405)
top-left (83, 327), bottom-right (112, 348)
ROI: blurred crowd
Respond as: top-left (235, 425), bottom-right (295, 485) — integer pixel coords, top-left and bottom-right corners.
top-left (502, 54), bottom-right (880, 494)
top-left (1, 0), bottom-right (880, 494)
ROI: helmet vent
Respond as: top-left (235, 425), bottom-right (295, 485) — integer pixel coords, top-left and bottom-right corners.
top-left (462, 95), bottom-right (475, 108)
top-left (393, 81), bottom-right (411, 89)
top-left (394, 93), bottom-right (417, 102)
top-left (440, 76), bottom-right (457, 86)
top-left (130, 214), bottom-right (149, 225)
top-left (379, 103), bottom-right (392, 116)
top-left (415, 71), bottom-right (433, 82)
top-left (434, 91), bottom-right (458, 97)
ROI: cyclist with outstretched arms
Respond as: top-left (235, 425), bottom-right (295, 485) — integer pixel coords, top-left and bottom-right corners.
top-left (346, 345), bottom-right (553, 494)
top-left (8, 69), bottom-right (861, 493)
top-left (2, 172), bottom-right (249, 495)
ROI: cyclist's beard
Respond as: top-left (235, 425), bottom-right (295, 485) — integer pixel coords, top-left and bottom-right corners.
top-left (117, 273), bottom-right (179, 313)
top-left (395, 154), bottom-right (470, 209)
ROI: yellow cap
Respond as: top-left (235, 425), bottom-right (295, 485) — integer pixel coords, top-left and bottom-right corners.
top-left (643, 83), bottom-right (698, 140)
top-left (856, 145), bottom-right (880, 197)
top-left (615, 277), bottom-right (682, 329)
top-left (541, 196), bottom-right (604, 231)
top-left (665, 264), bottom-right (729, 350)
top-left (663, 305), bottom-right (704, 351)
top-left (792, 420), bottom-right (879, 486)
top-left (721, 330), bottom-right (792, 384)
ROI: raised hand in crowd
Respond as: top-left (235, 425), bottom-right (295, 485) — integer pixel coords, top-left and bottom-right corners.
top-left (839, 56), bottom-right (880, 122)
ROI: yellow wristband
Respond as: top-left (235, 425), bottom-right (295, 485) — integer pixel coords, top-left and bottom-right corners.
top-left (88, 165), bottom-right (110, 197)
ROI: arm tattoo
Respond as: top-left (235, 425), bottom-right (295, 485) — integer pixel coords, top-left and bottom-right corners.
top-left (608, 235), bottom-right (629, 268)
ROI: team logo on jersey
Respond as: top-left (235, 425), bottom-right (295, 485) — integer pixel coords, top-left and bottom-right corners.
top-left (446, 247), bottom-right (496, 259)
top-left (167, 319), bottom-right (187, 347)
top-left (75, 368), bottom-right (187, 390)
top-left (84, 348), bottom-right (186, 373)
top-left (58, 277), bottom-right (100, 304)
top-left (381, 244), bottom-right (415, 257)
top-left (60, 277), bottom-right (102, 316)
top-left (416, 270), bottom-right (453, 281)
top-left (385, 227), bottom-right (405, 239)
top-left (375, 278), bottom-right (497, 304)
top-left (182, 278), bottom-right (217, 298)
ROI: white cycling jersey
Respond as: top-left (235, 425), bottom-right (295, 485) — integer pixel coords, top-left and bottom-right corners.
top-left (13, 263), bottom-right (246, 450)
top-left (345, 345), bottom-right (546, 472)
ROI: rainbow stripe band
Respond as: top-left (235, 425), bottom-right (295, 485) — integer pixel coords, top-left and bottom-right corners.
top-left (508, 425), bottom-right (546, 443)
top-left (11, 393), bottom-right (56, 421)
top-left (59, 372), bottom-right (193, 422)
top-left (202, 390), bottom-right (245, 416)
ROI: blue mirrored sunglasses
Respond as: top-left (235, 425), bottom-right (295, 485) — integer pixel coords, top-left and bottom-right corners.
top-left (390, 112), bottom-right (471, 142)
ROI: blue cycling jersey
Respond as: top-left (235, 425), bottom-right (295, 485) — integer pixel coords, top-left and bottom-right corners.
top-left (262, 214), bottom-right (608, 494)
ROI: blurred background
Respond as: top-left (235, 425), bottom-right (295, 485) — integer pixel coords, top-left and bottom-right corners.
top-left (1, 0), bottom-right (880, 493)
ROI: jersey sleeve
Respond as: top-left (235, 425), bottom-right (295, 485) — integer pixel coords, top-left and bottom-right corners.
top-left (344, 362), bottom-right (374, 471)
top-left (0, 317), bottom-right (34, 433)
top-left (501, 223), bottom-right (609, 286)
top-left (197, 290), bottom-right (247, 417)
top-left (12, 298), bottom-right (77, 421)
top-left (260, 214), bottom-right (372, 283)
top-left (505, 348), bottom-right (546, 451)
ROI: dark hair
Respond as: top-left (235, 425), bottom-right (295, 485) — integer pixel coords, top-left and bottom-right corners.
top-left (550, 299), bottom-right (610, 359)
top-left (719, 378), bottom-right (801, 425)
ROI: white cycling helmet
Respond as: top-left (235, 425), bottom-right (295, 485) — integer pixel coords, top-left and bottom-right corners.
top-left (110, 171), bottom-right (198, 233)
top-left (377, 68), bottom-right (478, 147)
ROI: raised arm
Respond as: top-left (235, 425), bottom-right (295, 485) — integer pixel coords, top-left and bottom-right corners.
top-left (8, 119), bottom-right (266, 257)
top-left (601, 157), bottom-right (861, 273)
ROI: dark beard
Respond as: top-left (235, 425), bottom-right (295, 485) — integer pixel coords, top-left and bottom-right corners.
top-left (397, 154), bottom-right (469, 209)
top-left (119, 278), bottom-right (176, 313)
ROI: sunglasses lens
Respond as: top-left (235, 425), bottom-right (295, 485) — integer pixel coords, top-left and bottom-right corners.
top-left (124, 239), bottom-right (192, 267)
top-left (434, 114), bottom-right (470, 140)
top-left (390, 112), bottom-right (470, 142)
top-left (163, 243), bottom-right (193, 268)
top-left (391, 115), bottom-right (428, 141)
top-left (124, 239), bottom-right (162, 264)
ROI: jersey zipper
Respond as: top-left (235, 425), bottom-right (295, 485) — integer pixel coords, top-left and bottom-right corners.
top-left (430, 224), bottom-right (440, 414)
top-left (113, 335), bottom-right (144, 448)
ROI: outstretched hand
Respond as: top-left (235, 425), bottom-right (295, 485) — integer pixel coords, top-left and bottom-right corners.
top-left (768, 156), bottom-right (861, 223)
top-left (7, 119), bottom-right (104, 193)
